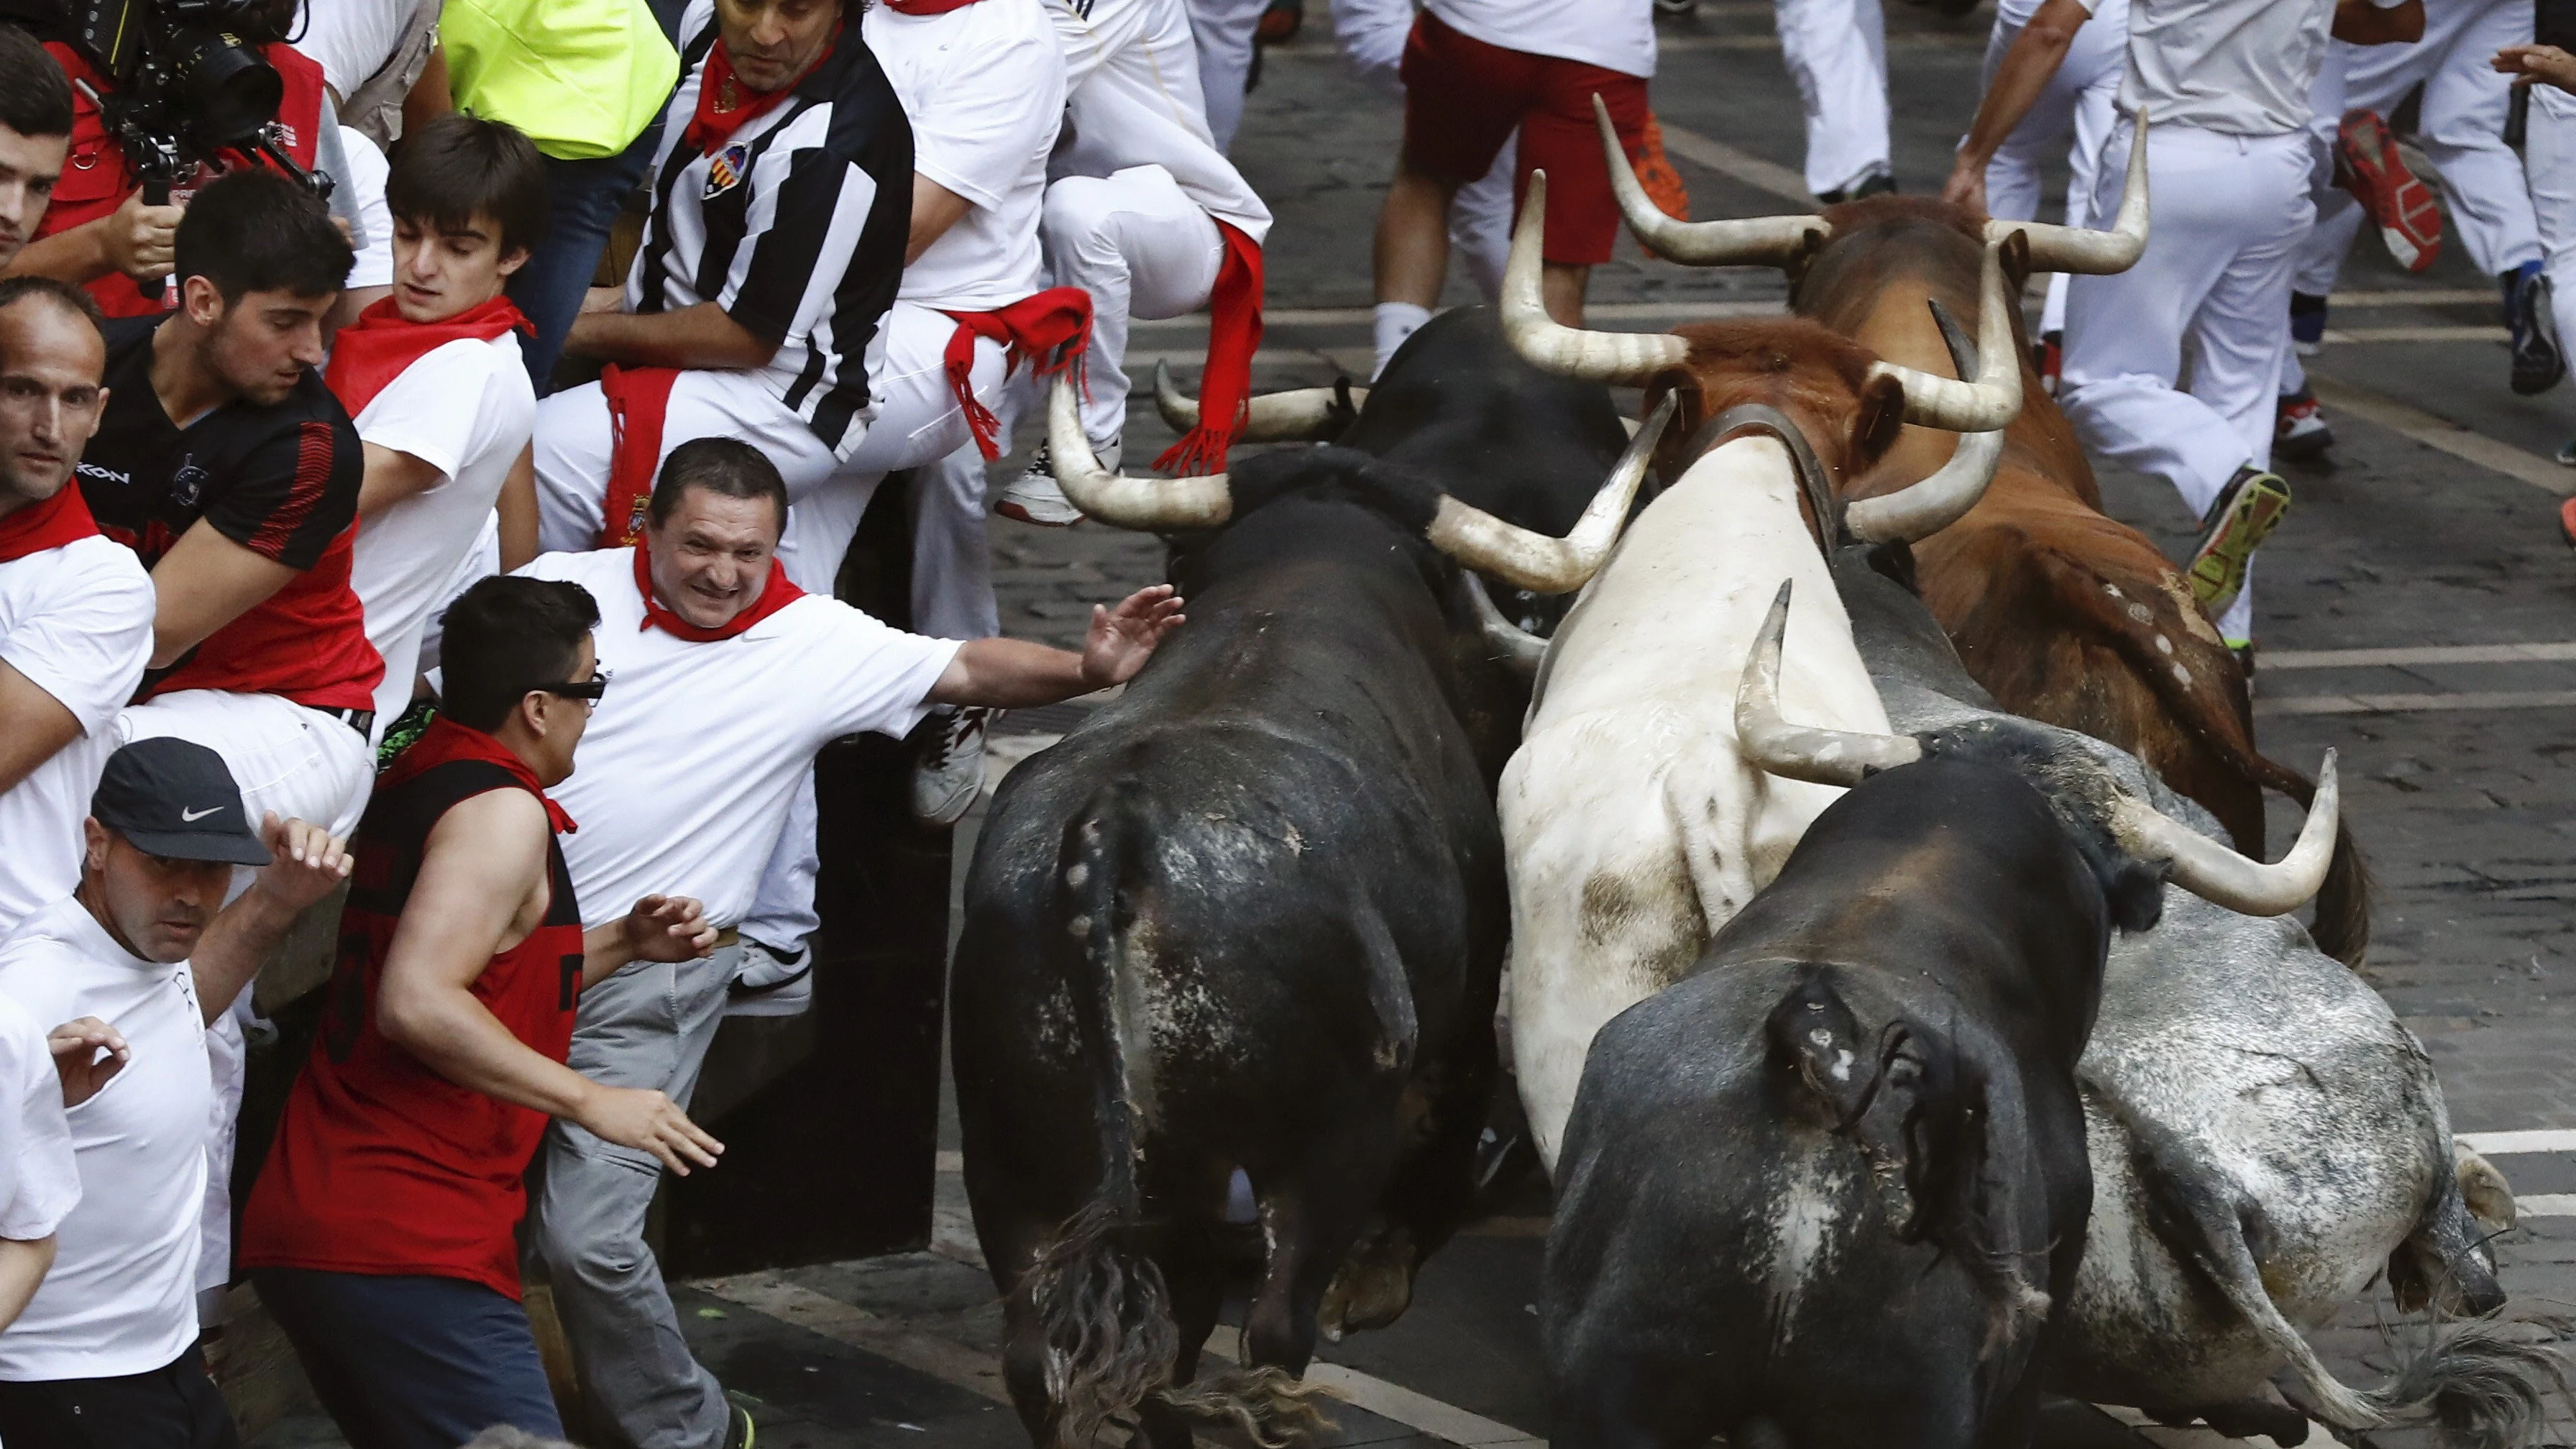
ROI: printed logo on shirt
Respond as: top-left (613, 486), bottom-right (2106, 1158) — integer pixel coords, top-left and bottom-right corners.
top-left (705, 143), bottom-right (750, 201)
top-left (170, 458), bottom-right (208, 510)
top-left (74, 460), bottom-right (129, 489)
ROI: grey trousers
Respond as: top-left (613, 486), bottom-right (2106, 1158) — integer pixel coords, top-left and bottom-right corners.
top-left (533, 943), bottom-right (741, 1449)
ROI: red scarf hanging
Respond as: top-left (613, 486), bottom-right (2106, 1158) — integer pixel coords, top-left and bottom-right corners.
top-left (595, 364), bottom-right (682, 549)
top-left (1155, 221), bottom-right (1265, 476)
top-left (0, 485), bottom-right (101, 564)
top-left (631, 534), bottom-right (806, 642)
top-left (383, 717), bottom-right (579, 834)
top-left (679, 28), bottom-right (839, 157)
top-left (325, 294), bottom-right (533, 417)
top-left (940, 288), bottom-right (1094, 461)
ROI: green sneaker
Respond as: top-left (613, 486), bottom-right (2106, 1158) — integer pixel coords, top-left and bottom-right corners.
top-left (2186, 467), bottom-right (2291, 620)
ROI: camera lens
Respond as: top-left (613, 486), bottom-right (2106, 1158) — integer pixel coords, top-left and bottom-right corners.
top-left (165, 25), bottom-right (281, 149)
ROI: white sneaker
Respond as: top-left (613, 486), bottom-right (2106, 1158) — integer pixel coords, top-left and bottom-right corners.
top-left (998, 436), bottom-right (1115, 527)
top-left (912, 706), bottom-right (995, 826)
top-left (727, 937), bottom-right (813, 1018)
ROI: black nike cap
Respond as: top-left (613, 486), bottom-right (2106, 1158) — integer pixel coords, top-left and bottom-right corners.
top-left (89, 738), bottom-right (272, 867)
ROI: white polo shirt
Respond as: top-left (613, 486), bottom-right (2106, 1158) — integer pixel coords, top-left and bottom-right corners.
top-left (2119, 0), bottom-right (2400, 136)
top-left (868, 0), bottom-right (1068, 309)
top-left (517, 549), bottom-right (961, 931)
top-left (0, 992), bottom-right (79, 1245)
top-left (0, 896), bottom-right (209, 1381)
top-left (349, 332), bottom-right (536, 737)
top-left (0, 534), bottom-right (155, 937)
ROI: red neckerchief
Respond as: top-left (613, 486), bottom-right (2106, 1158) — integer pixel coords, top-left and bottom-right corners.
top-left (324, 294), bottom-right (533, 417)
top-left (382, 716), bottom-right (578, 834)
top-left (0, 485), bottom-right (101, 564)
top-left (679, 27), bottom-right (840, 156)
top-left (631, 536), bottom-right (806, 642)
top-left (596, 364), bottom-right (682, 548)
top-left (880, 0), bottom-right (985, 12)
top-left (940, 288), bottom-right (1094, 460)
top-left (1155, 221), bottom-right (1265, 475)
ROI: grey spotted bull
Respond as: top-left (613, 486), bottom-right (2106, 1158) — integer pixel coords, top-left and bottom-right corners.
top-left (1829, 539), bottom-right (2561, 1446)
top-left (1541, 583), bottom-right (2348, 1449)
top-left (949, 316), bottom-right (1667, 1449)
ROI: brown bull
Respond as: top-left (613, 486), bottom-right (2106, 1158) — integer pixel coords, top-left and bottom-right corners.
top-left (1589, 104), bottom-right (2369, 965)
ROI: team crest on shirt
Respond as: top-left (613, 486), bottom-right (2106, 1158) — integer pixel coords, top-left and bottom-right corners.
top-left (171, 457), bottom-right (208, 509)
top-left (705, 143), bottom-right (750, 200)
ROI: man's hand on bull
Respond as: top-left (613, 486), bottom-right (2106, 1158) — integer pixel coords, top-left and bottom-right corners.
top-left (1083, 584), bottom-right (1186, 689)
top-left (1940, 160), bottom-right (1989, 216)
top-left (927, 585), bottom-right (1187, 709)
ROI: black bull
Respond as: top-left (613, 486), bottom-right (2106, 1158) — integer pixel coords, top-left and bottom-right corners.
top-left (949, 308), bottom-right (1631, 1449)
top-left (1545, 752), bottom-right (2167, 1449)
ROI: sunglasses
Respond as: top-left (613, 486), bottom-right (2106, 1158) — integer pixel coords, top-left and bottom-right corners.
top-left (538, 667), bottom-right (613, 704)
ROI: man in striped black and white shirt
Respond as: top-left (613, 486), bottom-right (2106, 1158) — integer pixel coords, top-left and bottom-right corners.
top-left (529, 0), bottom-right (915, 562)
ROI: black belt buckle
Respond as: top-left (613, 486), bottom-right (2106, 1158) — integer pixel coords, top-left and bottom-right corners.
top-left (329, 708), bottom-right (375, 739)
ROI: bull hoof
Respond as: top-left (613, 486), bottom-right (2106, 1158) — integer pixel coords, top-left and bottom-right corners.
top-left (1317, 1223), bottom-right (1418, 1340)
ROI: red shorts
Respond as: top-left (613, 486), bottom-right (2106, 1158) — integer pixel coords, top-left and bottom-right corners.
top-left (1398, 12), bottom-right (1652, 267)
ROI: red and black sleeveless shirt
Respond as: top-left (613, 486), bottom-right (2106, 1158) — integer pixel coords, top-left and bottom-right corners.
top-left (239, 719), bottom-right (584, 1301)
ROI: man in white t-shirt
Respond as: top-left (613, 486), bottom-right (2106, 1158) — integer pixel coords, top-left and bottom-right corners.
top-left (1368, 0), bottom-right (1655, 368)
top-left (0, 738), bottom-right (347, 1448)
top-left (330, 116), bottom-right (546, 742)
top-left (1000, 0), bottom-right (1275, 526)
top-left (0, 993), bottom-right (110, 1338)
top-left (0, 278), bottom-right (155, 938)
top-left (2053, 0), bottom-right (2421, 656)
top-left (520, 436), bottom-right (1180, 1449)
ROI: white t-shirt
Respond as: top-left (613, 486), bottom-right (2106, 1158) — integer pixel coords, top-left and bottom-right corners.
top-left (2119, 0), bottom-right (2399, 136)
top-left (1997, 0), bottom-right (2123, 32)
top-left (349, 332), bottom-right (536, 736)
top-left (293, 0), bottom-right (425, 100)
top-left (515, 549), bottom-right (961, 931)
top-left (1048, 0), bottom-right (1274, 241)
top-left (1422, 0), bottom-right (1655, 79)
top-left (868, 0), bottom-right (1068, 308)
top-left (0, 535), bottom-right (154, 938)
top-left (0, 992), bottom-right (79, 1244)
top-left (339, 124), bottom-right (395, 291)
top-left (0, 897), bottom-right (209, 1381)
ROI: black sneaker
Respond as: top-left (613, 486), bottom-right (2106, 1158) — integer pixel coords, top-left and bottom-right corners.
top-left (1817, 171), bottom-right (1894, 206)
top-left (2186, 466), bottom-right (2292, 621)
top-left (2505, 263), bottom-right (2564, 395)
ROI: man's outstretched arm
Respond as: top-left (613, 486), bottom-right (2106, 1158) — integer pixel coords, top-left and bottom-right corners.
top-left (1943, 0), bottom-right (2096, 215)
top-left (927, 585), bottom-right (1186, 709)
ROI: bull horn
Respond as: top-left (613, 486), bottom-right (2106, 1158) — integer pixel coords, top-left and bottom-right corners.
top-left (1429, 392), bottom-right (1674, 593)
top-left (1047, 375), bottom-right (1232, 530)
top-left (1454, 570), bottom-right (1547, 676)
top-left (1734, 581), bottom-right (1923, 786)
top-left (1864, 239), bottom-right (2023, 431)
top-left (1593, 94), bottom-right (1825, 268)
top-left (1500, 170), bottom-right (1692, 384)
top-left (1989, 107), bottom-right (2149, 275)
top-left (1843, 297), bottom-right (2004, 543)
top-left (2109, 751), bottom-right (2341, 916)
top-left (1152, 362), bottom-right (1370, 440)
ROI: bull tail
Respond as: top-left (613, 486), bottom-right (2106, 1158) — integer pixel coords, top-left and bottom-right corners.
top-left (1022, 786), bottom-right (1326, 1449)
top-left (2024, 548), bottom-right (2372, 966)
top-left (2103, 1088), bottom-right (2569, 1441)
top-left (1767, 968), bottom-right (2050, 1361)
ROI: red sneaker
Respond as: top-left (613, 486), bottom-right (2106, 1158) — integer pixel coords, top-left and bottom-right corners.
top-left (2338, 110), bottom-right (2442, 273)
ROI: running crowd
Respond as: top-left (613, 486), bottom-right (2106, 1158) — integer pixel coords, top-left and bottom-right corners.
top-left (0, 0), bottom-right (2567, 1444)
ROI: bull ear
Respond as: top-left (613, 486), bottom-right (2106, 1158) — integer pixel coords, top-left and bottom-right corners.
top-left (1646, 370), bottom-right (1704, 477)
top-left (1852, 371), bottom-right (1907, 467)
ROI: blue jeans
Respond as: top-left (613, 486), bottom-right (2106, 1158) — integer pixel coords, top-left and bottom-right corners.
top-left (252, 1268), bottom-right (563, 1449)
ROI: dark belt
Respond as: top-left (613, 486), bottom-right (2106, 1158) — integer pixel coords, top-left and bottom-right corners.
top-left (314, 706), bottom-right (374, 739)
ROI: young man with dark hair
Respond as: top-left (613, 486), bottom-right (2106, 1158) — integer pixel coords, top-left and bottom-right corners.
top-left (0, 27), bottom-right (72, 271)
top-left (240, 573), bottom-right (720, 1449)
top-left (0, 739), bottom-right (347, 1449)
top-left (331, 115), bottom-right (547, 744)
top-left (519, 436), bottom-right (1182, 1449)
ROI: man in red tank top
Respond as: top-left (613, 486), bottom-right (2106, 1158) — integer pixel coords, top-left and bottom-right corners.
top-left (239, 575), bottom-right (721, 1449)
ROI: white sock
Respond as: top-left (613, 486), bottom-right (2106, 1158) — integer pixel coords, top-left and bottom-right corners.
top-left (1373, 302), bottom-right (1433, 380)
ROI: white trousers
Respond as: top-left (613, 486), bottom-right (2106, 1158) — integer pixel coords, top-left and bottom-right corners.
top-left (2293, 0), bottom-right (2541, 296)
top-left (1776, 0), bottom-right (1891, 197)
top-left (1329, 0), bottom-right (1513, 297)
top-left (531, 367), bottom-right (845, 557)
top-left (1042, 166), bottom-right (1228, 449)
top-left (1979, 0), bottom-right (2127, 335)
top-left (116, 689), bottom-right (375, 1304)
top-left (2061, 123), bottom-right (2316, 642)
top-left (2526, 86), bottom-right (2576, 380)
top-left (1188, 0), bottom-right (1264, 150)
